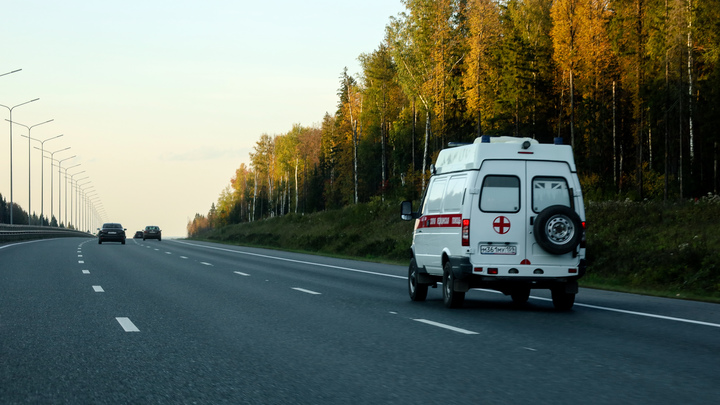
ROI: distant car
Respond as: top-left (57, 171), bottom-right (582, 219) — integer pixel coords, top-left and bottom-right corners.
top-left (134, 231), bottom-right (143, 238)
top-left (97, 223), bottom-right (126, 244)
top-left (143, 225), bottom-right (162, 241)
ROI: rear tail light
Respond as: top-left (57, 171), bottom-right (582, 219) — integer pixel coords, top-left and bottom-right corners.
top-left (580, 221), bottom-right (587, 248)
top-left (461, 219), bottom-right (470, 246)
top-left (488, 268), bottom-right (498, 275)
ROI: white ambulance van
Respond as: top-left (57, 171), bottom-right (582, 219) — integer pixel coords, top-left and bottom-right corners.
top-left (401, 136), bottom-right (586, 310)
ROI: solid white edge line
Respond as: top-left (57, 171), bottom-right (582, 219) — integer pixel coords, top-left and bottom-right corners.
top-left (116, 317), bottom-right (140, 332)
top-left (292, 287), bottom-right (321, 295)
top-left (0, 239), bottom-right (56, 250)
top-left (175, 240), bottom-right (404, 280)
top-left (574, 302), bottom-right (720, 328)
top-left (173, 240), bottom-right (720, 329)
top-left (413, 319), bottom-right (478, 335)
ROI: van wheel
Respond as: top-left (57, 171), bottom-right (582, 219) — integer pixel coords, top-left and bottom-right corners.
top-left (511, 288), bottom-right (530, 304)
top-left (534, 205), bottom-right (583, 255)
top-left (551, 289), bottom-right (575, 310)
top-left (443, 262), bottom-right (465, 309)
top-left (408, 258), bottom-right (428, 302)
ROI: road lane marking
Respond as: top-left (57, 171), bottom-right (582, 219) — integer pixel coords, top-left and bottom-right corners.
top-left (116, 317), bottom-right (140, 332)
top-left (234, 271), bottom-right (250, 276)
top-left (574, 301), bottom-right (720, 328)
top-left (82, 270), bottom-right (90, 274)
top-left (175, 240), bottom-right (404, 280)
top-left (93, 286), bottom-right (104, 292)
top-left (173, 241), bottom-right (720, 329)
top-left (78, 255), bottom-right (83, 257)
top-left (165, 252), bottom-right (172, 254)
top-left (78, 260), bottom-right (85, 264)
top-left (293, 288), bottom-right (321, 295)
top-left (201, 262), bottom-right (213, 266)
top-left (413, 319), bottom-right (478, 335)
top-left (180, 256), bottom-right (188, 259)
top-left (0, 239), bottom-right (52, 250)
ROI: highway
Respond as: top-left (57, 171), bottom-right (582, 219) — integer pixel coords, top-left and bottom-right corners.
top-left (1, 237), bottom-right (719, 404)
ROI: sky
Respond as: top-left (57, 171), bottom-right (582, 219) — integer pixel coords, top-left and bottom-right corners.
top-left (1, 0), bottom-right (406, 237)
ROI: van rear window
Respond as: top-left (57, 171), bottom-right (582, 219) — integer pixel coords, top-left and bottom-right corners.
top-left (533, 177), bottom-right (570, 212)
top-left (480, 176), bottom-right (520, 213)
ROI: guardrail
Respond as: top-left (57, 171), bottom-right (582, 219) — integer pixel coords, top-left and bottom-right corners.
top-left (0, 224), bottom-right (93, 242)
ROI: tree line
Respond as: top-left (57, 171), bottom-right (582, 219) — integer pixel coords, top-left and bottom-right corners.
top-left (0, 193), bottom-right (70, 228)
top-left (188, 0), bottom-right (720, 236)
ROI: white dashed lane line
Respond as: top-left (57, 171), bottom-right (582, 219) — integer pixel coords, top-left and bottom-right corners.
top-left (92, 286), bottom-right (104, 293)
top-left (82, 270), bottom-right (90, 274)
top-left (116, 317), bottom-right (140, 332)
top-left (234, 271), bottom-right (250, 276)
top-left (412, 319), bottom-right (478, 335)
top-left (200, 262), bottom-right (213, 266)
top-left (292, 288), bottom-right (321, 295)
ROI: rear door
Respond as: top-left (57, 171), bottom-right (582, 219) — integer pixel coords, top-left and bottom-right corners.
top-left (526, 161), bottom-right (576, 265)
top-left (470, 160), bottom-right (527, 266)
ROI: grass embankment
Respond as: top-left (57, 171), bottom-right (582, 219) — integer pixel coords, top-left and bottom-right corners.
top-left (193, 197), bottom-right (720, 303)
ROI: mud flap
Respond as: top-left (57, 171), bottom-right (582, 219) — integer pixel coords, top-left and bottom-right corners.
top-left (564, 280), bottom-right (579, 294)
top-left (454, 278), bottom-right (470, 293)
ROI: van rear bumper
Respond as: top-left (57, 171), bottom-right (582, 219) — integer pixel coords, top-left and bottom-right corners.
top-left (447, 256), bottom-right (586, 292)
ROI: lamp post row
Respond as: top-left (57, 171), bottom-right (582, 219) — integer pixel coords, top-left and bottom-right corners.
top-left (1, 68), bottom-right (104, 228)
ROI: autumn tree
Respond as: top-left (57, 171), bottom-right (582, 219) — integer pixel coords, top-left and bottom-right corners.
top-left (462, 0), bottom-right (501, 137)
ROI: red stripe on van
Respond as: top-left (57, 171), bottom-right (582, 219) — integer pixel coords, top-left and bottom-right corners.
top-left (417, 214), bottom-right (463, 229)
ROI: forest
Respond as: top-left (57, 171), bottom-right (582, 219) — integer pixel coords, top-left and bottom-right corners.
top-left (187, 0), bottom-right (720, 236)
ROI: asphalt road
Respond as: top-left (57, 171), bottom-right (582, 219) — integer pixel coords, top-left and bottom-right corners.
top-left (1, 237), bottom-right (719, 404)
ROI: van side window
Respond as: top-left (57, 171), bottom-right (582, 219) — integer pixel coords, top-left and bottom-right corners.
top-left (480, 176), bottom-right (520, 213)
top-left (425, 178), bottom-right (447, 214)
top-left (533, 177), bottom-right (570, 212)
top-left (443, 176), bottom-right (467, 213)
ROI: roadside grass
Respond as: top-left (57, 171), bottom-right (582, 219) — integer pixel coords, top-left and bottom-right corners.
top-left (192, 196), bottom-right (720, 303)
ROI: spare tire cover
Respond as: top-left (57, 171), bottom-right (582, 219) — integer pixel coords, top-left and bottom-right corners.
top-left (533, 205), bottom-right (583, 255)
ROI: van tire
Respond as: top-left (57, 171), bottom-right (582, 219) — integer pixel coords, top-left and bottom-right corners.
top-left (551, 289), bottom-right (575, 310)
top-left (534, 205), bottom-right (583, 255)
top-left (443, 262), bottom-right (465, 308)
top-left (408, 258), bottom-right (428, 302)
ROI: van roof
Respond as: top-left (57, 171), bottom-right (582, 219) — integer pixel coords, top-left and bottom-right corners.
top-left (433, 136), bottom-right (577, 174)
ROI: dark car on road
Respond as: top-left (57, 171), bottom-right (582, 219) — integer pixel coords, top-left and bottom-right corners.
top-left (97, 223), bottom-right (126, 244)
top-left (134, 231), bottom-right (143, 238)
top-left (143, 225), bottom-right (162, 241)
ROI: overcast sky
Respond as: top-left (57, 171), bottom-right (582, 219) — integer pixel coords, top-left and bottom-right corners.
top-left (1, 0), bottom-right (405, 237)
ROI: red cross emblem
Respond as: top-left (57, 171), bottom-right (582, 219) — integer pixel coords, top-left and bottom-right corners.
top-left (493, 216), bottom-right (511, 234)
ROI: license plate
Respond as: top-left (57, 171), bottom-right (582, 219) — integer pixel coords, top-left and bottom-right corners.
top-left (109, 232), bottom-right (116, 235)
top-left (480, 245), bottom-right (516, 255)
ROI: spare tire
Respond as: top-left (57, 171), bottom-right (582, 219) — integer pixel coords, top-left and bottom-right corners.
top-left (533, 205), bottom-right (583, 255)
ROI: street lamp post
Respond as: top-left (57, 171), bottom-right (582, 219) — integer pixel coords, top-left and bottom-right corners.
top-left (0, 98), bottom-right (40, 224)
top-left (58, 159), bottom-right (78, 226)
top-left (39, 146), bottom-right (71, 226)
top-left (76, 180), bottom-right (91, 229)
top-left (24, 133), bottom-right (63, 225)
top-left (8, 118), bottom-right (55, 224)
top-left (72, 176), bottom-right (89, 229)
top-left (65, 167), bottom-right (84, 228)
